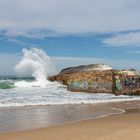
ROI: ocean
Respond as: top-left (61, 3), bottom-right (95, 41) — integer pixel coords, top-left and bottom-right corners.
top-left (0, 48), bottom-right (140, 132)
top-left (0, 78), bottom-right (140, 108)
top-left (0, 48), bottom-right (140, 108)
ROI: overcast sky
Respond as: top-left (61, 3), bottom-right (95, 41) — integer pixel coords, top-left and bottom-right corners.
top-left (0, 0), bottom-right (140, 75)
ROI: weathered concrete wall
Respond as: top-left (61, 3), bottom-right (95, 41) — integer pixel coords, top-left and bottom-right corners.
top-left (48, 64), bottom-right (140, 95)
top-left (67, 70), bottom-right (113, 93)
top-left (113, 71), bottom-right (140, 95)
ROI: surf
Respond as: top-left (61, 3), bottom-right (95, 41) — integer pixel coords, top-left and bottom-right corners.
top-left (0, 80), bottom-right (14, 89)
top-left (14, 48), bottom-right (56, 88)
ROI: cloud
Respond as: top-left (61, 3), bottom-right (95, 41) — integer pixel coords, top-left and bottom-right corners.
top-left (126, 50), bottom-right (140, 54)
top-left (0, 53), bottom-right (20, 76)
top-left (7, 38), bottom-right (41, 47)
top-left (0, 52), bottom-right (140, 76)
top-left (52, 57), bottom-right (104, 72)
top-left (7, 38), bottom-right (29, 46)
top-left (103, 32), bottom-right (140, 47)
top-left (52, 57), bottom-right (140, 72)
top-left (0, 0), bottom-right (140, 37)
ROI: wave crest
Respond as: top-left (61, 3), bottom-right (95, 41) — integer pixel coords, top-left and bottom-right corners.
top-left (14, 48), bottom-right (56, 88)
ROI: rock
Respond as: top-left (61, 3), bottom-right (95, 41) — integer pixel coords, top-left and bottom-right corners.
top-left (113, 70), bottom-right (140, 95)
top-left (60, 64), bottom-right (112, 74)
top-left (48, 64), bottom-right (140, 95)
top-left (67, 70), bottom-right (114, 94)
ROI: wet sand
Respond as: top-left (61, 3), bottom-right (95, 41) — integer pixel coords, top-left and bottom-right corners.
top-left (0, 108), bottom-right (139, 140)
top-left (0, 100), bottom-right (140, 133)
top-left (0, 100), bottom-right (139, 140)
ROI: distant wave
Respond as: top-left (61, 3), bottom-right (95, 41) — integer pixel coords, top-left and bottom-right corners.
top-left (0, 80), bottom-right (15, 89)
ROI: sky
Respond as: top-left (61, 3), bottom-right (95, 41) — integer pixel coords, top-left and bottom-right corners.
top-left (0, 0), bottom-right (140, 75)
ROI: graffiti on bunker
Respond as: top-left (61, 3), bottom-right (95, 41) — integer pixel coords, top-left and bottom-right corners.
top-left (69, 79), bottom-right (112, 90)
top-left (115, 76), bottom-right (122, 91)
top-left (114, 74), bottom-right (140, 92)
top-left (67, 70), bottom-right (140, 94)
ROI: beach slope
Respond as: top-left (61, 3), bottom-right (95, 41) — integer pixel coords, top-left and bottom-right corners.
top-left (0, 109), bottom-right (139, 140)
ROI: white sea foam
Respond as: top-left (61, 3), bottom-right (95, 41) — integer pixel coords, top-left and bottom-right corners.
top-left (0, 48), bottom-right (139, 108)
top-left (0, 83), bottom-right (140, 108)
top-left (14, 48), bottom-right (56, 88)
top-left (0, 96), bottom-right (139, 108)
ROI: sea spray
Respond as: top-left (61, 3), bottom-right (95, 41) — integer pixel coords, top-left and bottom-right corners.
top-left (14, 48), bottom-right (56, 87)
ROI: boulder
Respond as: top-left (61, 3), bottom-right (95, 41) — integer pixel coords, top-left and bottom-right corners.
top-left (67, 70), bottom-right (114, 94)
top-left (113, 70), bottom-right (140, 95)
top-left (48, 64), bottom-right (140, 95)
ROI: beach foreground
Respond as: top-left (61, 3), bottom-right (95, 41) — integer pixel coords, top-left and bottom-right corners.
top-left (0, 108), bottom-right (139, 140)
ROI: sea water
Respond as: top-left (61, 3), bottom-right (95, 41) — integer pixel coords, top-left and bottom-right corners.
top-left (0, 48), bottom-right (140, 108)
top-left (0, 48), bottom-right (140, 132)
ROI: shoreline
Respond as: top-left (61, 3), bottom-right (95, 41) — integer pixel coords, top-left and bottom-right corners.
top-left (0, 100), bottom-right (139, 133)
top-left (0, 108), bottom-right (139, 140)
top-left (0, 97), bottom-right (140, 108)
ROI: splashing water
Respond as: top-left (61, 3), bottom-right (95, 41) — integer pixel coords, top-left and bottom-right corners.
top-left (0, 48), bottom-right (140, 108)
top-left (14, 48), bottom-right (56, 87)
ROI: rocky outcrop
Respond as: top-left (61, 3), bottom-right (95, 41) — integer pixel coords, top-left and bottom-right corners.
top-left (48, 64), bottom-right (140, 95)
top-left (60, 64), bottom-right (112, 74)
top-left (67, 70), bottom-right (113, 93)
top-left (113, 70), bottom-right (140, 95)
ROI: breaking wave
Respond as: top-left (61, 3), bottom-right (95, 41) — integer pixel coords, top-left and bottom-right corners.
top-left (0, 80), bottom-right (15, 89)
top-left (14, 48), bottom-right (56, 88)
top-left (0, 48), bottom-right (140, 108)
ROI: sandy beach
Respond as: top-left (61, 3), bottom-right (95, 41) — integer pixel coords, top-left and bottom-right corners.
top-left (1, 0), bottom-right (140, 139)
top-left (0, 108), bottom-right (139, 140)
